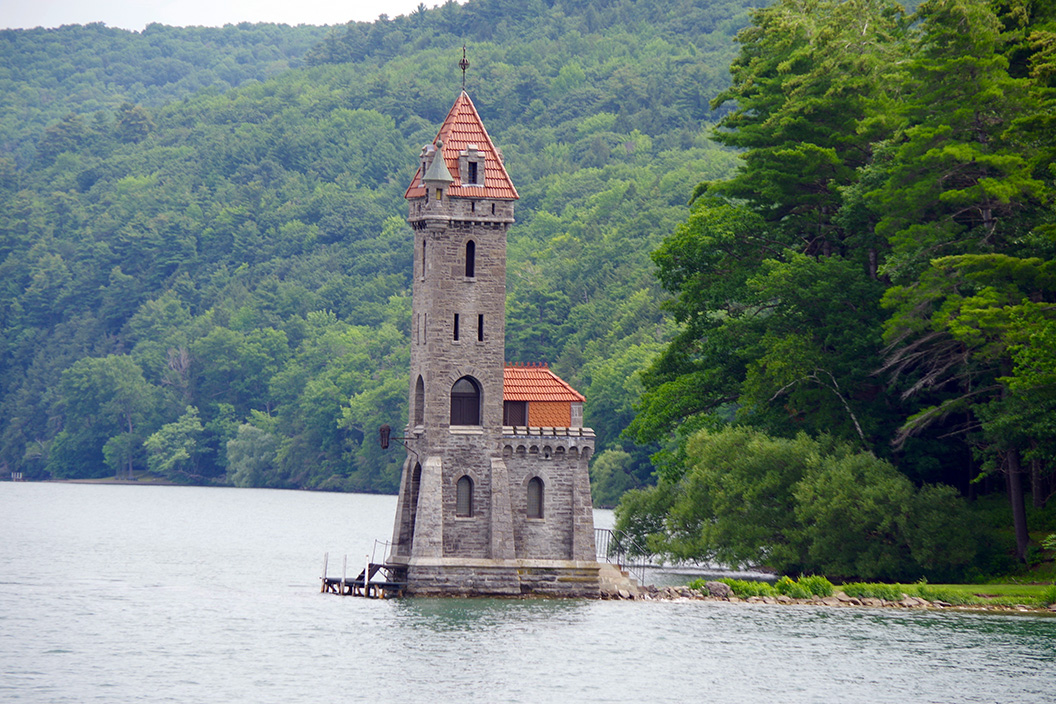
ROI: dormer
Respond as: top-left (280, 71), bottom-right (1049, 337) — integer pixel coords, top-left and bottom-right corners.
top-left (419, 143), bottom-right (436, 183)
top-left (458, 144), bottom-right (486, 188)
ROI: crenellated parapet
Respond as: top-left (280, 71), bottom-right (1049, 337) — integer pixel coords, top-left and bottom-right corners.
top-left (501, 426), bottom-right (594, 462)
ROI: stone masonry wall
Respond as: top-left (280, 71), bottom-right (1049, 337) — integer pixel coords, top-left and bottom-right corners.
top-left (503, 427), bottom-right (596, 562)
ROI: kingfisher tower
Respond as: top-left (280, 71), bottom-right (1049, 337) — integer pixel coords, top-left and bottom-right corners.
top-left (385, 91), bottom-right (600, 597)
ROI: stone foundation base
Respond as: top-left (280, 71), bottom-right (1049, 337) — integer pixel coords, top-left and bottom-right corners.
top-left (388, 558), bottom-right (602, 598)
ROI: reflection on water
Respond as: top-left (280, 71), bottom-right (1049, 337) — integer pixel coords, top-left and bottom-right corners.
top-left (1, 482), bottom-right (1054, 704)
top-left (392, 597), bottom-right (590, 633)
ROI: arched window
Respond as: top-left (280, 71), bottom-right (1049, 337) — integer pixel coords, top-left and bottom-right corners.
top-left (456, 475), bottom-right (474, 517)
top-left (450, 377), bottom-right (481, 425)
top-left (413, 376), bottom-right (425, 426)
top-left (408, 463), bottom-right (422, 539)
top-left (465, 240), bottom-right (476, 278)
top-left (527, 477), bottom-right (544, 519)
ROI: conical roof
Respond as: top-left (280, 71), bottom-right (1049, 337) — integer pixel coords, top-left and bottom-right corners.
top-left (405, 91), bottom-right (519, 200)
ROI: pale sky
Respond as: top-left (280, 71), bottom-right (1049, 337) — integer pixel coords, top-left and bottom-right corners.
top-left (2, 0), bottom-right (457, 31)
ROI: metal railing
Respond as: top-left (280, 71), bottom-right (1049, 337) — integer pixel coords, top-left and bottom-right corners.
top-left (595, 528), bottom-right (650, 586)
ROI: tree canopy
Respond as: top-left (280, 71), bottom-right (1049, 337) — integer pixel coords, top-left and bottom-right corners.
top-left (623, 0), bottom-right (1056, 574)
top-left (1, 0), bottom-right (759, 493)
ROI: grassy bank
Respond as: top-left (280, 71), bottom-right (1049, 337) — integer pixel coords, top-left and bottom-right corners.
top-left (689, 575), bottom-right (1056, 609)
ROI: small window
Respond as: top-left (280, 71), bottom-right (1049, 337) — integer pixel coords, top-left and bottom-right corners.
top-left (465, 240), bottom-right (476, 278)
top-left (421, 240), bottom-right (427, 279)
top-left (450, 377), bottom-right (481, 425)
top-left (491, 203), bottom-right (496, 215)
top-left (503, 400), bottom-right (527, 426)
top-left (453, 313), bottom-right (460, 341)
top-left (468, 160), bottom-right (478, 184)
top-left (456, 475), bottom-right (474, 517)
top-left (414, 375), bottom-right (425, 426)
top-left (435, 188), bottom-right (442, 201)
top-left (477, 314), bottom-right (484, 342)
top-left (527, 477), bottom-right (544, 519)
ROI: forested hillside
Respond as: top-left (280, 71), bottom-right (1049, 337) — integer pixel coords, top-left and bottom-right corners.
top-left (0, 0), bottom-right (758, 495)
top-left (617, 0), bottom-right (1056, 579)
top-left (0, 22), bottom-right (329, 165)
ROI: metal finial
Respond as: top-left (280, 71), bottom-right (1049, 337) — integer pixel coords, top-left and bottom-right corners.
top-left (459, 45), bottom-right (469, 91)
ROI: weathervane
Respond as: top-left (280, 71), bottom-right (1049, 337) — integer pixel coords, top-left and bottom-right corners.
top-left (459, 44), bottom-right (469, 91)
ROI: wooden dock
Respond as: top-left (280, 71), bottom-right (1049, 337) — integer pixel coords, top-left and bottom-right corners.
top-left (319, 554), bottom-right (405, 599)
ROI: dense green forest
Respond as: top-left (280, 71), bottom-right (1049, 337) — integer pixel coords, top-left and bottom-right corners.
top-left (5, 0), bottom-right (1054, 579)
top-left (616, 0), bottom-right (1056, 579)
top-left (0, 0), bottom-right (757, 495)
top-left (0, 22), bottom-right (330, 165)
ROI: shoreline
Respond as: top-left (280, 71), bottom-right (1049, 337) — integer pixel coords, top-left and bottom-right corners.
top-left (632, 584), bottom-right (1056, 616)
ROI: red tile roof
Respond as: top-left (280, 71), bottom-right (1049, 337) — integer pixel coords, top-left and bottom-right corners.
top-left (503, 363), bottom-right (585, 403)
top-left (405, 91), bottom-right (519, 201)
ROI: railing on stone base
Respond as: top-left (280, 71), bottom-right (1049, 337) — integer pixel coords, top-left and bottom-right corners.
top-left (595, 528), bottom-right (650, 586)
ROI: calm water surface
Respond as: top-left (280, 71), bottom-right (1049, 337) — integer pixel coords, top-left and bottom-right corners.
top-left (1, 483), bottom-right (1053, 703)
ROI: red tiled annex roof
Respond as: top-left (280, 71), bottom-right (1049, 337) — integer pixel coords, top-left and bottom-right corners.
top-left (503, 363), bottom-right (585, 403)
top-left (405, 91), bottom-right (519, 201)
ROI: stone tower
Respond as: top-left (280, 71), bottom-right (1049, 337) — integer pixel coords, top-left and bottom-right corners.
top-left (386, 91), bottom-right (600, 596)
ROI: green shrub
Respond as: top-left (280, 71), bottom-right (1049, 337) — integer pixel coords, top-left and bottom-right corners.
top-left (798, 574), bottom-right (834, 597)
top-left (718, 578), bottom-right (776, 598)
top-left (771, 576), bottom-right (807, 599)
top-left (839, 582), bottom-right (904, 601)
top-left (686, 578), bottom-right (709, 593)
top-left (912, 583), bottom-right (970, 605)
top-left (1040, 584), bottom-right (1056, 607)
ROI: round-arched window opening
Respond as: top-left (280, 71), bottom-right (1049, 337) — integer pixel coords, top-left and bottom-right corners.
top-left (450, 376), bottom-right (481, 426)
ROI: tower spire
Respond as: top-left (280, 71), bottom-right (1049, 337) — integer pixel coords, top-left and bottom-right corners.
top-left (459, 44), bottom-right (469, 91)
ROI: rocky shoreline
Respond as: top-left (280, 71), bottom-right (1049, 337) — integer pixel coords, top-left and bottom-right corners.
top-left (619, 581), bottom-right (1056, 615)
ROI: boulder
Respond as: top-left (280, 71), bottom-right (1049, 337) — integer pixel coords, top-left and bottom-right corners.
top-left (834, 591), bottom-right (853, 602)
top-left (704, 581), bottom-right (733, 598)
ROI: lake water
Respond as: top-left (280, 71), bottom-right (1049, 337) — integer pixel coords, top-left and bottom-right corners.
top-left (1, 482), bottom-right (1054, 703)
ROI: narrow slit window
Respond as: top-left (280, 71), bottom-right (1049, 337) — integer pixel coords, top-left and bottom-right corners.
top-left (465, 240), bottom-right (476, 278)
top-left (421, 240), bottom-right (427, 279)
top-left (477, 314), bottom-right (484, 342)
top-left (414, 375), bottom-right (425, 426)
top-left (453, 313), bottom-right (460, 341)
